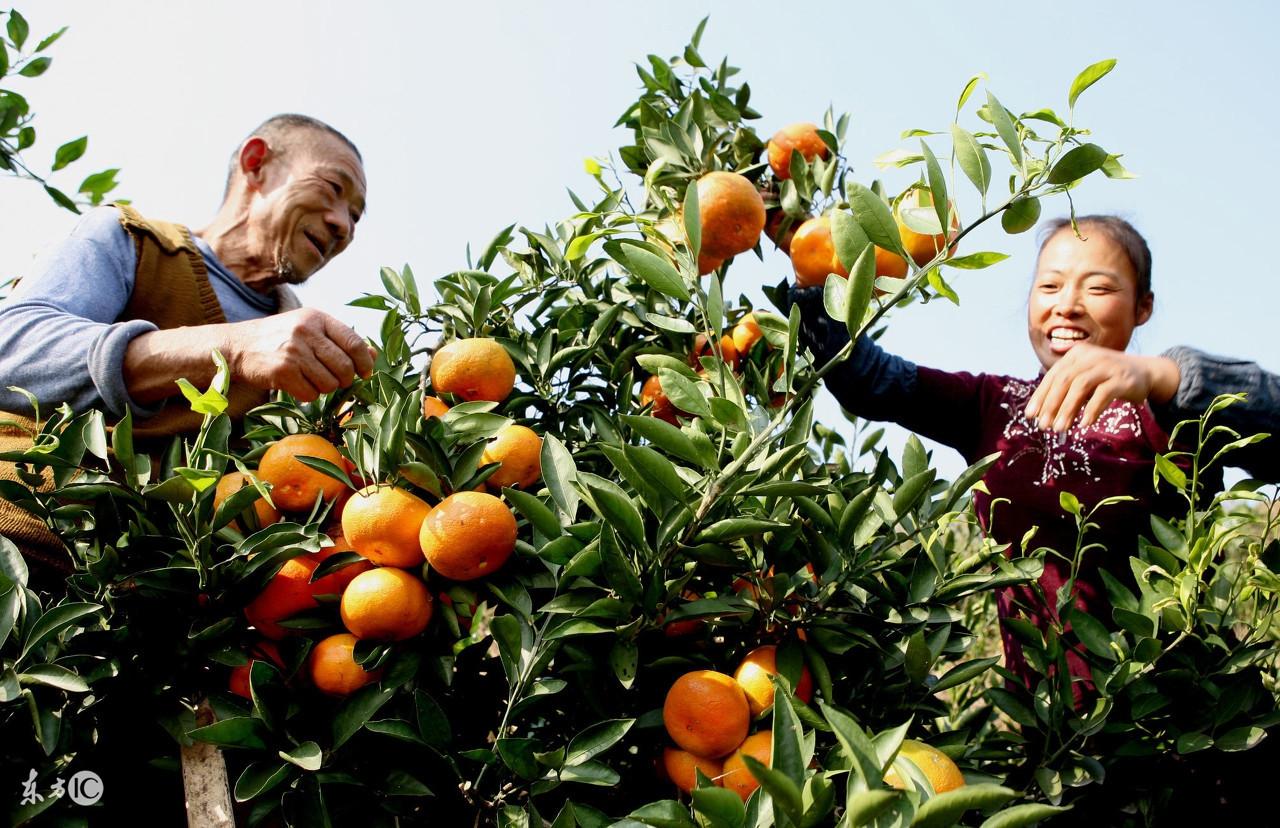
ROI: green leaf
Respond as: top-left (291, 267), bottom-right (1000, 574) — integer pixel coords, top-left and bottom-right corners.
top-left (559, 760), bottom-right (620, 786)
top-left (20, 602), bottom-right (101, 661)
top-left (913, 785), bottom-right (1018, 828)
top-left (621, 415), bottom-right (704, 466)
top-left (565, 718), bottom-right (635, 766)
top-left (583, 477), bottom-right (647, 552)
top-left (955, 72), bottom-right (986, 116)
top-left (18, 664), bottom-right (89, 693)
top-left (0, 534), bottom-right (29, 588)
top-left (51, 136), bottom-right (87, 171)
top-left (818, 701), bottom-right (882, 794)
top-left (930, 657), bottom-right (999, 694)
top-left (415, 689), bottom-right (451, 747)
top-left (279, 741), bottom-right (323, 771)
top-left (610, 638), bottom-right (638, 689)
top-left (683, 180), bottom-right (701, 258)
top-left (234, 761), bottom-right (292, 802)
top-left (986, 91), bottom-right (1023, 168)
top-left (1216, 725), bottom-right (1267, 752)
top-left (692, 785), bottom-right (746, 827)
top-left (846, 244), bottom-right (876, 333)
top-left (741, 755), bottom-right (803, 823)
top-left (1068, 59), bottom-right (1117, 110)
top-left (542, 433), bottom-right (580, 520)
top-left (505, 488), bottom-right (561, 538)
top-left (945, 252), bottom-right (1010, 270)
top-left (657, 368), bottom-right (710, 419)
top-left (1001, 197), bottom-right (1041, 234)
top-left (920, 141), bottom-right (950, 234)
top-left (627, 800), bottom-right (698, 828)
top-left (566, 233), bottom-right (603, 262)
top-left (599, 526), bottom-right (643, 603)
top-left (7, 11), bottom-right (29, 49)
top-left (36, 26), bottom-right (68, 52)
top-left (770, 686), bottom-right (805, 781)
top-left (1176, 733), bottom-right (1213, 754)
top-left (18, 57), bottom-right (50, 77)
top-left (695, 518), bottom-right (787, 543)
top-left (189, 717), bottom-right (270, 751)
top-left (979, 803), bottom-right (1072, 828)
top-left (1064, 608), bottom-right (1114, 660)
top-left (951, 125), bottom-right (991, 197)
top-left (615, 241), bottom-right (690, 302)
top-left (1046, 144), bottom-right (1110, 185)
top-left (846, 181), bottom-right (902, 253)
top-left (830, 208), bottom-right (871, 274)
top-left (332, 684), bottom-right (395, 749)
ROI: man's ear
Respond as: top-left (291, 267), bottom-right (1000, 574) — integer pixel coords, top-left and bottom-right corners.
top-left (238, 137), bottom-right (271, 189)
top-left (1135, 291), bottom-right (1154, 327)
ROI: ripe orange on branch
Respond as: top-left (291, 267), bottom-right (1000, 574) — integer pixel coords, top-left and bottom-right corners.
top-left (244, 555), bottom-right (320, 640)
top-left (696, 171), bottom-right (766, 260)
top-left (662, 747), bottom-right (722, 794)
top-left (690, 333), bottom-right (739, 372)
top-left (481, 424), bottom-right (543, 490)
top-left (430, 337), bottom-right (516, 403)
top-left (213, 471), bottom-right (279, 533)
top-left (640, 375), bottom-right (679, 425)
top-left (422, 396), bottom-right (451, 420)
top-left (883, 740), bottom-right (966, 793)
top-left (341, 484), bottom-right (433, 568)
top-left (876, 189), bottom-right (960, 277)
top-left (308, 534), bottom-right (374, 598)
top-left (340, 567), bottom-right (434, 641)
top-left (419, 491), bottom-right (517, 581)
top-left (257, 434), bottom-right (347, 513)
top-left (734, 644), bottom-right (814, 716)
top-left (308, 633), bottom-right (382, 697)
top-left (767, 123), bottom-right (829, 180)
top-left (663, 670), bottom-right (751, 759)
top-left (731, 313), bottom-right (764, 355)
top-left (789, 215), bottom-right (849, 287)
top-left (721, 731), bottom-right (773, 801)
top-left (228, 640), bottom-right (284, 700)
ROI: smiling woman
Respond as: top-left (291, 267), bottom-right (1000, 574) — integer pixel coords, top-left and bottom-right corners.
top-left (781, 214), bottom-right (1276, 696)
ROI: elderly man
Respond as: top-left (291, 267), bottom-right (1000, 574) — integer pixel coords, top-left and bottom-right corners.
top-left (0, 113), bottom-right (372, 582)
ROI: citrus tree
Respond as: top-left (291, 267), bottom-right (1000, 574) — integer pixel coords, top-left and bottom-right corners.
top-left (3, 18), bottom-right (1278, 828)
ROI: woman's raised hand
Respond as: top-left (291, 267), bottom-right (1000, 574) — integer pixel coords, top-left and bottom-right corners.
top-left (1024, 343), bottom-right (1181, 432)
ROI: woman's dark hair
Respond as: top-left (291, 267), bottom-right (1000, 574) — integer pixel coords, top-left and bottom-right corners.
top-left (1037, 215), bottom-right (1152, 297)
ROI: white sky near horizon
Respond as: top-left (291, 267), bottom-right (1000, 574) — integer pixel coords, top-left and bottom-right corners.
top-left (1, 1), bottom-right (1276, 481)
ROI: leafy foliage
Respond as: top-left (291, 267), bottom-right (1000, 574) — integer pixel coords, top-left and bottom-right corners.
top-left (1, 16), bottom-right (1276, 828)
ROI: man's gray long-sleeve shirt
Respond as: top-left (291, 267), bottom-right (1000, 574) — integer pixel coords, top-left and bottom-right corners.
top-left (0, 206), bottom-right (279, 418)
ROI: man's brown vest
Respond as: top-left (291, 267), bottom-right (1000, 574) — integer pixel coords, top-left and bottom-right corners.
top-left (0, 204), bottom-right (288, 578)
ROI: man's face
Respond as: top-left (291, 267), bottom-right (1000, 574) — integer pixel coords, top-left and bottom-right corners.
top-left (248, 132), bottom-right (367, 285)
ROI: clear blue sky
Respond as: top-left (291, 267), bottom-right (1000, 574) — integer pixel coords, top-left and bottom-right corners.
top-left (3, 1), bottom-right (1276, 479)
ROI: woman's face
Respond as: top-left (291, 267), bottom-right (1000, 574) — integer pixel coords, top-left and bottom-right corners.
top-left (1027, 226), bottom-right (1153, 370)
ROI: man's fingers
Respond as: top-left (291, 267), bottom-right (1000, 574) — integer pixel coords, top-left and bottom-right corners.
top-left (309, 334), bottom-right (358, 388)
top-left (275, 366), bottom-right (323, 403)
top-left (321, 314), bottom-right (375, 378)
top-left (297, 352), bottom-right (341, 396)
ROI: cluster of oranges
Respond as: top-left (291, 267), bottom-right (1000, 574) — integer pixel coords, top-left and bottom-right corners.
top-left (219, 336), bottom-right (541, 699)
top-left (639, 312), bottom-right (768, 425)
top-left (659, 645), bottom-right (814, 801)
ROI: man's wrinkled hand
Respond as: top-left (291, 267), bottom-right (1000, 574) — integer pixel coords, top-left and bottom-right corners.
top-left (228, 308), bottom-right (375, 402)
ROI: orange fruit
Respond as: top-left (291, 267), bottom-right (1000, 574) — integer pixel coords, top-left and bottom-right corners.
top-left (481, 424), bottom-right (543, 490)
top-left (884, 740), bottom-right (965, 794)
top-left (662, 747), bottom-right (723, 794)
top-left (697, 251), bottom-right (723, 276)
top-left (257, 434), bottom-right (347, 513)
top-left (244, 555), bottom-right (320, 640)
top-left (789, 215), bottom-right (848, 287)
top-left (430, 338), bottom-right (516, 403)
top-left (897, 189), bottom-right (959, 267)
top-left (307, 533), bottom-right (374, 598)
top-left (340, 567), bottom-right (434, 641)
top-left (734, 644), bottom-right (814, 716)
top-left (663, 670), bottom-right (751, 759)
top-left (697, 171), bottom-right (766, 259)
top-left (689, 334), bottom-right (739, 372)
top-left (767, 123), bottom-right (829, 180)
top-left (764, 209), bottom-right (803, 254)
top-left (640, 375), bottom-right (679, 425)
top-left (229, 640), bottom-right (283, 700)
top-left (213, 471), bottom-right (280, 533)
top-left (731, 313), bottom-right (764, 355)
top-left (419, 491), bottom-right (517, 581)
top-left (422, 396), bottom-right (451, 419)
top-left (341, 484), bottom-right (433, 568)
top-left (875, 245), bottom-right (909, 279)
top-left (308, 633), bottom-right (381, 696)
top-left (721, 732), bottom-right (772, 801)
top-left (661, 590), bottom-right (705, 638)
